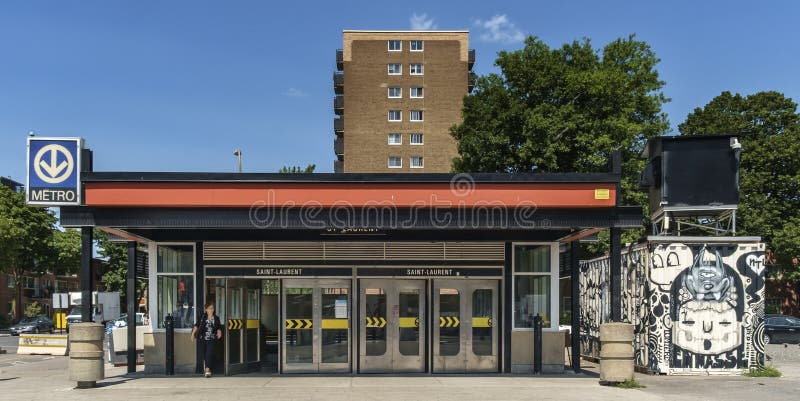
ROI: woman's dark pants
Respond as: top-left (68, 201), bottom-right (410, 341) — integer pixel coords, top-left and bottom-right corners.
top-left (201, 339), bottom-right (216, 371)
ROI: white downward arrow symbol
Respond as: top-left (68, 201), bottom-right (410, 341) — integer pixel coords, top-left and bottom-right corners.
top-left (39, 149), bottom-right (68, 178)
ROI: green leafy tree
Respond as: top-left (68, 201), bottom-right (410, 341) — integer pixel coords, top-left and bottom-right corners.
top-left (278, 164), bottom-right (316, 174)
top-left (51, 228), bottom-right (82, 275)
top-left (679, 91), bottom-right (800, 280)
top-left (94, 230), bottom-right (147, 313)
top-left (0, 185), bottom-right (57, 320)
top-left (450, 35), bottom-right (670, 254)
top-left (24, 301), bottom-right (42, 318)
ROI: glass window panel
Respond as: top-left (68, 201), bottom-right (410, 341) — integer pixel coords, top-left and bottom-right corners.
top-left (472, 289), bottom-right (493, 356)
top-left (439, 289), bottom-right (460, 356)
top-left (514, 245), bottom-right (551, 273)
top-left (285, 287), bottom-right (313, 364)
top-left (246, 289), bottom-right (259, 319)
top-left (514, 276), bottom-right (551, 328)
top-left (410, 40), bottom-right (423, 51)
top-left (410, 133), bottom-right (423, 144)
top-left (388, 40), bottom-right (401, 51)
top-left (156, 275), bottom-right (194, 329)
top-left (365, 288), bottom-right (387, 356)
top-left (157, 245), bottom-right (193, 273)
top-left (321, 287), bottom-right (349, 363)
top-left (399, 289), bottom-right (420, 356)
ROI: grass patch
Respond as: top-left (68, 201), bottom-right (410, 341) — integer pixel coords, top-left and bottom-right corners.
top-left (743, 366), bottom-right (782, 378)
top-left (614, 378), bottom-right (646, 389)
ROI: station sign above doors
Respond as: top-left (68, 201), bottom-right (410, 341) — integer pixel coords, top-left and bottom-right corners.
top-left (26, 137), bottom-right (84, 206)
top-left (204, 266), bottom-right (504, 278)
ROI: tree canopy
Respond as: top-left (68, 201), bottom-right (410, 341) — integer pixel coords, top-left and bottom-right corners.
top-left (278, 164), bottom-right (316, 174)
top-left (51, 228), bottom-right (82, 275)
top-left (0, 185), bottom-right (57, 319)
top-left (451, 35), bottom-right (670, 250)
top-left (679, 91), bottom-right (800, 279)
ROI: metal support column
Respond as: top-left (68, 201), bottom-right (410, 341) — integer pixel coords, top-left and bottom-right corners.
top-left (194, 242), bottom-right (204, 374)
top-left (80, 227), bottom-right (94, 322)
top-left (609, 227), bottom-right (622, 322)
top-left (127, 241), bottom-right (137, 373)
top-left (570, 241), bottom-right (581, 373)
top-left (609, 149), bottom-right (623, 323)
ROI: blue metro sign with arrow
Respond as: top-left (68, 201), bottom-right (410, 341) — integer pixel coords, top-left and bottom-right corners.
top-left (26, 137), bottom-right (83, 206)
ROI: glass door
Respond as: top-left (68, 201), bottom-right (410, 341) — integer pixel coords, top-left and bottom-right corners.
top-left (359, 279), bottom-right (425, 373)
top-left (225, 279), bottom-right (261, 375)
top-left (432, 280), bottom-right (498, 373)
top-left (282, 279), bottom-right (351, 373)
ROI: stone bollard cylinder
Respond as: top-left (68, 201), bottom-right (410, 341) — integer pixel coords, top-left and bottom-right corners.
top-left (69, 323), bottom-right (105, 388)
top-left (599, 323), bottom-right (634, 383)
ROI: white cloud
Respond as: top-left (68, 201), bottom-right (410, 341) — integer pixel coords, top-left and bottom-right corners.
top-left (283, 87), bottom-right (308, 98)
top-left (410, 13), bottom-right (437, 30)
top-left (474, 14), bottom-right (525, 44)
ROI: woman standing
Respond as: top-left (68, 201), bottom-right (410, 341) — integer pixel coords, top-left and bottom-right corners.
top-left (192, 301), bottom-right (222, 377)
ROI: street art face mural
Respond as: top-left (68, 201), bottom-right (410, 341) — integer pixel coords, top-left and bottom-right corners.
top-left (673, 247), bottom-right (742, 354)
top-left (580, 241), bottom-right (765, 375)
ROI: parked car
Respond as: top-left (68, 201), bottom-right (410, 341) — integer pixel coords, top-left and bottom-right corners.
top-left (9, 316), bottom-right (55, 335)
top-left (763, 314), bottom-right (800, 344)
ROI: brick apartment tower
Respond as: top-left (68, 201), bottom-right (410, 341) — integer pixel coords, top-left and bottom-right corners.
top-left (333, 31), bottom-right (475, 173)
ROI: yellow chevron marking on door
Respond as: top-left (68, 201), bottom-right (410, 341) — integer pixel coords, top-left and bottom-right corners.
top-left (439, 316), bottom-right (460, 328)
top-left (227, 319), bottom-right (243, 330)
top-left (399, 317), bottom-right (419, 328)
top-left (472, 317), bottom-right (492, 328)
top-left (365, 317), bottom-right (387, 328)
top-left (285, 319), bottom-right (313, 329)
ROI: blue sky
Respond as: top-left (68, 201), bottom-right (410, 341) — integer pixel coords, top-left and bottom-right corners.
top-left (1, 1), bottom-right (799, 181)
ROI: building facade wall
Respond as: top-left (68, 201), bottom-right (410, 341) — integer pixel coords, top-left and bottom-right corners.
top-left (341, 31), bottom-right (469, 173)
top-left (580, 239), bottom-right (766, 375)
top-left (0, 272), bottom-right (81, 325)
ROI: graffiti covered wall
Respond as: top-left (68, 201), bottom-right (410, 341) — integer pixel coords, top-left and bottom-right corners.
top-left (579, 239), bottom-right (766, 375)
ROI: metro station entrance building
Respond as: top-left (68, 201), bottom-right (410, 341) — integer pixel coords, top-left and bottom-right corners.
top-left (60, 171), bottom-right (641, 375)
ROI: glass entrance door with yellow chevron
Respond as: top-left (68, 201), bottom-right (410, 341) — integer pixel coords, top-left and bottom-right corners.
top-left (433, 279), bottom-right (499, 373)
top-left (359, 279), bottom-right (426, 373)
top-left (282, 279), bottom-right (351, 373)
top-left (225, 279), bottom-right (261, 375)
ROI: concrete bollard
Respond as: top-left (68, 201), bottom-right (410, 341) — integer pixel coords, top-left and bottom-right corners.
top-left (68, 323), bottom-right (105, 388)
top-left (599, 322), bottom-right (634, 383)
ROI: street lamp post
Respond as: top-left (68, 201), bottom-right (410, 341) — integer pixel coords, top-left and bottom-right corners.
top-left (233, 149), bottom-right (242, 173)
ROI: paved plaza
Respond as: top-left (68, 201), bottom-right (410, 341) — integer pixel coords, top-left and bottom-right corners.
top-left (1, 339), bottom-right (799, 401)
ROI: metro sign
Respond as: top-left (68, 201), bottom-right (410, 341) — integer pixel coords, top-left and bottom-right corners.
top-left (26, 137), bottom-right (83, 206)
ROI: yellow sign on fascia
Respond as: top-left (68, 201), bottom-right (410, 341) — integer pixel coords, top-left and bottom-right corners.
top-left (594, 188), bottom-right (610, 200)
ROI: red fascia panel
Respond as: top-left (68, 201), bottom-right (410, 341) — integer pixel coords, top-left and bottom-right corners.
top-left (83, 182), bottom-right (616, 208)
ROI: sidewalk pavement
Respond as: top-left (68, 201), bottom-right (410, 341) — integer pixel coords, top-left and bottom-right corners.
top-left (0, 354), bottom-right (798, 401)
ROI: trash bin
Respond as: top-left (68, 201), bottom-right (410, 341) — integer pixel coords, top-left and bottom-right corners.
top-left (68, 323), bottom-right (105, 388)
top-left (599, 323), bottom-right (634, 383)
